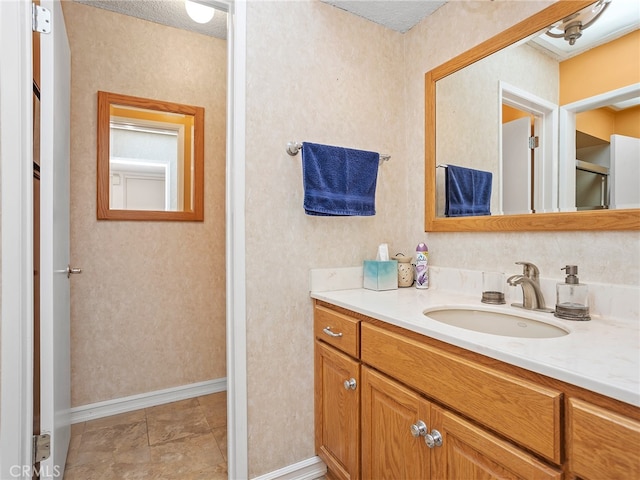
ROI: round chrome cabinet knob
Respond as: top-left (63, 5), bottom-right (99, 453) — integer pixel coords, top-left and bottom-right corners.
top-left (410, 420), bottom-right (427, 437)
top-left (425, 429), bottom-right (443, 448)
top-left (343, 378), bottom-right (357, 390)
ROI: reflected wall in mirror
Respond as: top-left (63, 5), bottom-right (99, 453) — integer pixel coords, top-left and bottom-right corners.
top-left (425, 0), bottom-right (640, 231)
top-left (97, 91), bottom-right (204, 221)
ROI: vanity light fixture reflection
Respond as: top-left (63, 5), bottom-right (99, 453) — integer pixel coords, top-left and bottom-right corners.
top-left (545, 0), bottom-right (611, 45)
top-left (97, 91), bottom-right (204, 221)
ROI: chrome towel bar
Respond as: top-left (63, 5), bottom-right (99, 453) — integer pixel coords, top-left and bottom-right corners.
top-left (287, 141), bottom-right (390, 163)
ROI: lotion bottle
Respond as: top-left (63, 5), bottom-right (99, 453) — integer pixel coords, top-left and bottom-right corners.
top-left (554, 265), bottom-right (590, 321)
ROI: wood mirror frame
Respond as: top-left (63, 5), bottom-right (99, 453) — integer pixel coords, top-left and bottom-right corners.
top-left (425, 0), bottom-right (640, 232)
top-left (97, 91), bottom-right (204, 221)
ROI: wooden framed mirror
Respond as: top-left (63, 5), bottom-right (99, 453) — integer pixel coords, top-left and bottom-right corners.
top-left (425, 0), bottom-right (640, 232)
top-left (97, 91), bottom-right (204, 221)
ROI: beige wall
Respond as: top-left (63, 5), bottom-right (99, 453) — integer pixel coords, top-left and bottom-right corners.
top-left (244, 0), bottom-right (639, 476)
top-left (62, 1), bottom-right (227, 407)
top-left (245, 1), bottom-right (407, 474)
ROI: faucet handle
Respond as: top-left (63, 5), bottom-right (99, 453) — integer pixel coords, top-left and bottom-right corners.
top-left (515, 261), bottom-right (539, 281)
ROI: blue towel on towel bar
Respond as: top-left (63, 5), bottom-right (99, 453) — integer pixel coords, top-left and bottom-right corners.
top-left (302, 142), bottom-right (379, 216)
top-left (445, 165), bottom-right (492, 217)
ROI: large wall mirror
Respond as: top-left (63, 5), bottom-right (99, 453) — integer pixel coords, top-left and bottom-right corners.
top-left (97, 91), bottom-right (204, 221)
top-left (425, 0), bottom-right (640, 231)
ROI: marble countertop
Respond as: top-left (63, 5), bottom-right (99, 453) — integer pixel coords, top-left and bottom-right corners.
top-left (311, 287), bottom-right (640, 407)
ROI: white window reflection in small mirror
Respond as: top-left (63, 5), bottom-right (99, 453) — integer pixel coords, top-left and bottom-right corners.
top-left (109, 106), bottom-right (191, 211)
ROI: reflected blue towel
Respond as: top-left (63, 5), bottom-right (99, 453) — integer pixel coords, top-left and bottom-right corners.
top-left (445, 165), bottom-right (492, 217)
top-left (302, 142), bottom-right (379, 216)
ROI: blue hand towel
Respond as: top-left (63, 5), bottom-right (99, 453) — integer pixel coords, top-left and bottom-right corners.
top-left (302, 142), bottom-right (379, 216)
top-left (445, 165), bottom-right (492, 217)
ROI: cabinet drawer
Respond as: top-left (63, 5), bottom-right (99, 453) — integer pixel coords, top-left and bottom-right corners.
top-left (314, 305), bottom-right (360, 358)
top-left (361, 322), bottom-right (562, 463)
top-left (568, 398), bottom-right (640, 480)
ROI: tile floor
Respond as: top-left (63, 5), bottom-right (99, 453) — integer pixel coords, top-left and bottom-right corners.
top-left (65, 393), bottom-right (227, 480)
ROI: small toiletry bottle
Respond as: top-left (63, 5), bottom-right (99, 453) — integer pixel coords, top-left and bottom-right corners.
top-left (415, 243), bottom-right (429, 289)
top-left (554, 265), bottom-right (590, 321)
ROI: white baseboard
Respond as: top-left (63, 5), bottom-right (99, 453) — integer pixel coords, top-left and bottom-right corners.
top-left (253, 456), bottom-right (327, 480)
top-left (70, 377), bottom-right (226, 424)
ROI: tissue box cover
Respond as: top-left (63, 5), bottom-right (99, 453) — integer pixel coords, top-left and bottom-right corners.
top-left (363, 260), bottom-right (398, 291)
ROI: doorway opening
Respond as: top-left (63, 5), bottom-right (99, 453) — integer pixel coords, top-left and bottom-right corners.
top-left (559, 83), bottom-right (640, 211)
top-left (499, 81), bottom-right (559, 214)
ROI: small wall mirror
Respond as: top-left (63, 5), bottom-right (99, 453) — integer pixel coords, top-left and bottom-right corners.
top-left (425, 0), bottom-right (640, 232)
top-left (97, 91), bottom-right (204, 221)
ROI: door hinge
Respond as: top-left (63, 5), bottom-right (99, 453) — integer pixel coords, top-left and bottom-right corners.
top-left (528, 136), bottom-right (539, 149)
top-left (32, 3), bottom-right (51, 34)
top-left (33, 433), bottom-right (51, 464)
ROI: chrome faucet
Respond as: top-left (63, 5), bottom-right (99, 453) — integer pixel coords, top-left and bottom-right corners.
top-left (507, 262), bottom-right (553, 312)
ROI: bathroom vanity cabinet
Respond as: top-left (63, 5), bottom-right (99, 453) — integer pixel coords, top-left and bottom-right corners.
top-left (314, 301), bottom-right (640, 480)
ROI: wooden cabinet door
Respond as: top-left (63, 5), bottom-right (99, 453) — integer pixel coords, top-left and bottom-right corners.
top-left (568, 398), bottom-right (640, 480)
top-left (361, 367), bottom-right (430, 480)
top-left (430, 405), bottom-right (562, 480)
top-left (315, 340), bottom-right (360, 480)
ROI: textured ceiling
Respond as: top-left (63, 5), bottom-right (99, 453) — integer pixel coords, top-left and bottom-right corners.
top-left (73, 0), bottom-right (448, 40)
top-left (322, 0), bottom-right (446, 33)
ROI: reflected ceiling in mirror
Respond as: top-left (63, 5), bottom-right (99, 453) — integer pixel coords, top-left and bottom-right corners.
top-left (425, 0), bottom-right (640, 232)
top-left (97, 91), bottom-right (204, 221)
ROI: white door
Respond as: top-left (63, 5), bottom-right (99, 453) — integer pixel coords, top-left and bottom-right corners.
top-left (502, 116), bottom-right (532, 214)
top-left (0, 1), bottom-right (37, 476)
top-left (610, 134), bottom-right (640, 210)
top-left (39, 0), bottom-right (72, 477)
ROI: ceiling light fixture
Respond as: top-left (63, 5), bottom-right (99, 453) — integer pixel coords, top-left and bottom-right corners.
top-left (545, 0), bottom-right (612, 46)
top-left (185, 0), bottom-right (215, 24)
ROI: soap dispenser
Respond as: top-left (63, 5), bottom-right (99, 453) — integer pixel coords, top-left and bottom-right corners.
top-left (554, 265), bottom-right (590, 321)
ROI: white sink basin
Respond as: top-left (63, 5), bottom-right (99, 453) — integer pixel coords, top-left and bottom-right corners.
top-left (423, 308), bottom-right (569, 339)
